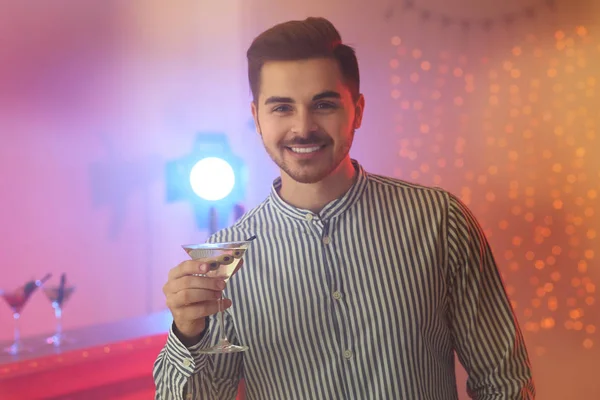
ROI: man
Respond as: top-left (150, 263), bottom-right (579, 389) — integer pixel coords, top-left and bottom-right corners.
top-left (154, 17), bottom-right (535, 400)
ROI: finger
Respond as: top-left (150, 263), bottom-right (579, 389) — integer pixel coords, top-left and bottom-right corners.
top-left (170, 288), bottom-right (223, 308)
top-left (168, 275), bottom-right (226, 294)
top-left (168, 260), bottom-right (209, 281)
top-left (173, 298), bottom-right (233, 320)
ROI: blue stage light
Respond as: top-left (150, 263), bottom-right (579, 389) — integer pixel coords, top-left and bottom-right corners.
top-left (166, 133), bottom-right (247, 231)
top-left (189, 157), bottom-right (236, 201)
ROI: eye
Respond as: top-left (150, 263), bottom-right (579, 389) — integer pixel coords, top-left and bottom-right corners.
top-left (272, 104), bottom-right (292, 113)
top-left (314, 102), bottom-right (337, 110)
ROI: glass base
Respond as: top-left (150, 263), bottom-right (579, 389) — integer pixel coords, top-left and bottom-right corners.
top-left (46, 333), bottom-right (74, 347)
top-left (4, 341), bottom-right (32, 355)
top-left (197, 339), bottom-right (248, 354)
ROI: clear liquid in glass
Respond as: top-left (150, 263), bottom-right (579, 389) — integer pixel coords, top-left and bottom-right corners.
top-left (182, 241), bottom-right (251, 354)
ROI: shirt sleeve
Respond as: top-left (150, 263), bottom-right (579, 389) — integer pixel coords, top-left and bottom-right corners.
top-left (153, 312), bottom-right (244, 400)
top-left (446, 193), bottom-right (536, 399)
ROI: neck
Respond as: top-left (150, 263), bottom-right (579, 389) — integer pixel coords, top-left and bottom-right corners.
top-left (278, 157), bottom-right (357, 214)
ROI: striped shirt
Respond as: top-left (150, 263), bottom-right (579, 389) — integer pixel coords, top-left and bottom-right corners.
top-left (153, 160), bottom-right (535, 400)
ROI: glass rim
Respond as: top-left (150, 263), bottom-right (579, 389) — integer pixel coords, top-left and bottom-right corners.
top-left (181, 240), bottom-right (253, 250)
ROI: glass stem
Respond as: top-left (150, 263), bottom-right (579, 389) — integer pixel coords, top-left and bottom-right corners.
top-left (218, 296), bottom-right (227, 344)
top-left (54, 305), bottom-right (63, 338)
top-left (13, 312), bottom-right (21, 345)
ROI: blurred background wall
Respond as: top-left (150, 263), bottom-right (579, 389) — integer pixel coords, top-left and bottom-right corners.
top-left (0, 0), bottom-right (598, 398)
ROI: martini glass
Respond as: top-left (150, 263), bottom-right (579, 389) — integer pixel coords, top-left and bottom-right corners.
top-left (1, 274), bottom-right (52, 355)
top-left (182, 239), bottom-right (253, 354)
top-left (43, 281), bottom-right (76, 346)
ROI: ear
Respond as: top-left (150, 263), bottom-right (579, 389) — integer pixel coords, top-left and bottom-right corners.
top-left (250, 101), bottom-right (261, 134)
top-left (354, 94), bottom-right (365, 129)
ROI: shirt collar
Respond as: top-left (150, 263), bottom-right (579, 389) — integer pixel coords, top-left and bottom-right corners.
top-left (268, 159), bottom-right (369, 222)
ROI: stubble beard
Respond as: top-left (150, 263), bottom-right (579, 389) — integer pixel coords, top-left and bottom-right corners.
top-left (261, 129), bottom-right (354, 185)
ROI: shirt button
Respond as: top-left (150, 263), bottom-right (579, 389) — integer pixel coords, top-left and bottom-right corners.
top-left (344, 350), bottom-right (353, 359)
top-left (305, 213), bottom-right (313, 221)
top-left (333, 291), bottom-right (342, 300)
top-left (183, 359), bottom-right (192, 367)
top-left (322, 236), bottom-right (331, 245)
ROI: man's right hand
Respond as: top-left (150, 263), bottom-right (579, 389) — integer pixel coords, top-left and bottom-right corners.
top-left (163, 260), bottom-right (239, 346)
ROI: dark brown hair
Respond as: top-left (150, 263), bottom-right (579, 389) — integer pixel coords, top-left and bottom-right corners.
top-left (246, 17), bottom-right (360, 104)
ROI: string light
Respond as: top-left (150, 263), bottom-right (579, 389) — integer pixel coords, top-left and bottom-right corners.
top-left (390, 26), bottom-right (598, 354)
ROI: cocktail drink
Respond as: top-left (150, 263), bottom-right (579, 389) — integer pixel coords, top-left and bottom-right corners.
top-left (43, 274), bottom-right (75, 346)
top-left (1, 274), bottom-right (52, 355)
top-left (182, 239), bottom-right (252, 354)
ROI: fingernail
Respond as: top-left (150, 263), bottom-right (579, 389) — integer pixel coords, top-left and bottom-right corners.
top-left (217, 280), bottom-right (226, 289)
top-left (199, 263), bottom-right (207, 273)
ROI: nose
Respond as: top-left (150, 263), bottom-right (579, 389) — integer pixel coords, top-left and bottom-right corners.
top-left (291, 110), bottom-right (317, 136)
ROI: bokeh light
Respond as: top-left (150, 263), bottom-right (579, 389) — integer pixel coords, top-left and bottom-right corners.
top-left (390, 26), bottom-right (599, 354)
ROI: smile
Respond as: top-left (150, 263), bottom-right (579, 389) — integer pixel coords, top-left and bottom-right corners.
top-left (287, 145), bottom-right (324, 154)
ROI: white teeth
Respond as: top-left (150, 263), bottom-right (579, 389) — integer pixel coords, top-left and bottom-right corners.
top-left (289, 146), bottom-right (321, 154)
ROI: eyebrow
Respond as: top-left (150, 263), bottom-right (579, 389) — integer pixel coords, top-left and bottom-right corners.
top-left (264, 90), bottom-right (342, 105)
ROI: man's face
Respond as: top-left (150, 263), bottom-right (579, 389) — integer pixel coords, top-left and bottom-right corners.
top-left (251, 58), bottom-right (364, 184)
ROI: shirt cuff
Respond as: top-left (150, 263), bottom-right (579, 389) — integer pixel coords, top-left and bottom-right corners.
top-left (165, 320), bottom-right (212, 375)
